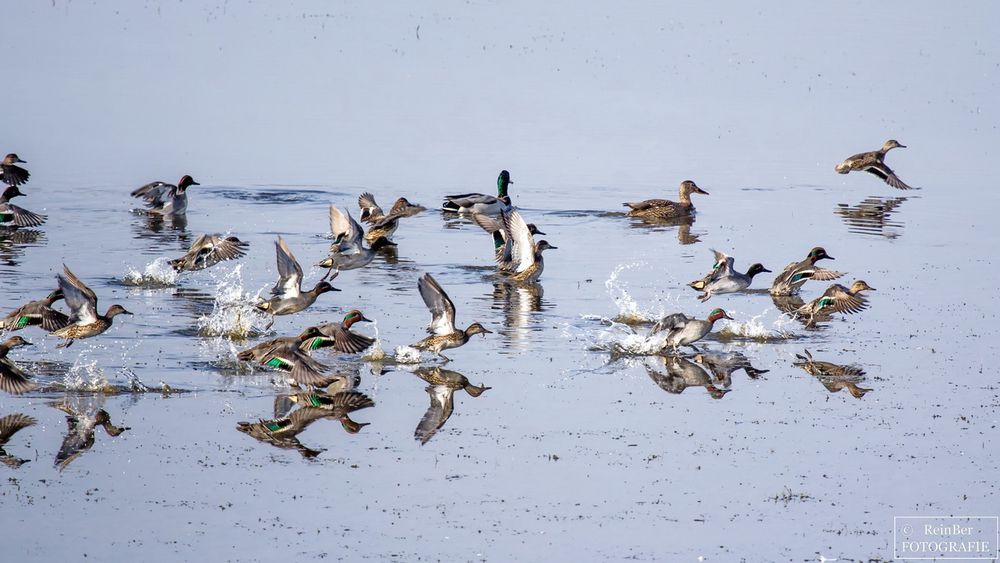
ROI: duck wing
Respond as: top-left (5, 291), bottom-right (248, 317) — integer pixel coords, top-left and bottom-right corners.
top-left (623, 198), bottom-right (674, 211)
top-left (650, 313), bottom-right (690, 336)
top-left (819, 285), bottom-right (870, 315)
top-left (322, 391), bottom-right (375, 417)
top-left (130, 181), bottom-right (177, 207)
top-left (0, 358), bottom-right (35, 395)
top-left (0, 413), bottom-right (35, 445)
top-left (808, 267), bottom-right (845, 282)
top-left (358, 192), bottom-right (384, 223)
top-left (864, 162), bottom-right (914, 190)
top-left (0, 164), bottom-right (30, 187)
top-left (270, 237), bottom-right (303, 298)
top-left (414, 385), bottom-right (454, 444)
top-left (500, 210), bottom-right (536, 273)
top-left (0, 203), bottom-right (46, 227)
top-left (418, 273), bottom-right (457, 335)
top-left (318, 324), bottom-right (375, 354)
top-left (444, 193), bottom-right (497, 208)
top-left (57, 265), bottom-right (98, 325)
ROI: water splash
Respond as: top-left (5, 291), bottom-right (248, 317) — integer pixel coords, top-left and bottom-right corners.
top-left (362, 319), bottom-right (387, 361)
top-left (122, 257), bottom-right (178, 288)
top-left (605, 262), bottom-right (680, 324)
top-left (195, 265), bottom-right (271, 339)
top-left (62, 359), bottom-right (114, 392)
top-left (717, 310), bottom-right (796, 342)
top-left (393, 345), bottom-right (424, 364)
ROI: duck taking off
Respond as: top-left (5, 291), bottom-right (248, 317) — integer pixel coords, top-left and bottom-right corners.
top-left (0, 186), bottom-right (46, 228)
top-left (51, 265), bottom-right (132, 347)
top-left (256, 237), bottom-right (339, 316)
top-left (130, 174), bottom-right (200, 215)
top-left (411, 273), bottom-right (492, 360)
top-left (688, 249), bottom-right (770, 301)
top-left (0, 154), bottom-right (29, 188)
top-left (769, 247), bottom-right (844, 296)
top-left (169, 234), bottom-right (248, 272)
top-left (835, 140), bottom-right (914, 190)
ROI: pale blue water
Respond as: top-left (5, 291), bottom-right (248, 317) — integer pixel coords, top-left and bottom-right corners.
top-left (2, 2), bottom-right (999, 561)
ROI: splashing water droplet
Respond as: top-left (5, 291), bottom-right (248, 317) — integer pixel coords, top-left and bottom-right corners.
top-left (122, 257), bottom-right (178, 288)
top-left (195, 265), bottom-right (271, 339)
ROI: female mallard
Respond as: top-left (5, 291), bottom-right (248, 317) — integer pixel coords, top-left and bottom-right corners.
top-left (624, 180), bottom-right (708, 219)
top-left (411, 273), bottom-right (492, 360)
top-left (769, 247), bottom-right (844, 296)
top-left (442, 170), bottom-right (513, 214)
top-left (649, 308), bottom-right (733, 351)
top-left (169, 234), bottom-right (248, 272)
top-left (0, 154), bottom-right (29, 187)
top-left (236, 327), bottom-right (339, 388)
top-left (835, 140), bottom-right (914, 190)
top-left (299, 310), bottom-right (376, 354)
top-left (471, 213), bottom-right (545, 274)
top-left (688, 249), bottom-right (770, 301)
top-left (0, 336), bottom-right (35, 395)
top-left (51, 265), bottom-right (132, 347)
top-left (130, 174), bottom-right (200, 215)
top-left (795, 280), bottom-right (875, 322)
top-left (318, 205), bottom-right (396, 273)
top-left (358, 192), bottom-right (425, 242)
top-left (497, 210), bottom-right (557, 283)
top-left (0, 288), bottom-right (69, 332)
top-left (0, 186), bottom-right (46, 228)
top-left (256, 237), bottom-right (339, 315)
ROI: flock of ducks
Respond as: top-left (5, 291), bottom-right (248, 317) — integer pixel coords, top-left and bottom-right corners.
top-left (0, 139), bottom-right (913, 457)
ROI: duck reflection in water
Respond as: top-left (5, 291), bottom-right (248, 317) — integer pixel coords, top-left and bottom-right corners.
top-left (491, 281), bottom-right (544, 350)
top-left (627, 213), bottom-right (702, 245)
top-left (237, 390), bottom-right (374, 458)
top-left (52, 399), bottom-right (129, 470)
top-left (693, 350), bottom-right (769, 389)
top-left (0, 228), bottom-right (44, 268)
top-left (793, 350), bottom-right (872, 399)
top-left (644, 355), bottom-right (728, 399)
top-left (835, 196), bottom-right (907, 239)
top-left (0, 413), bottom-right (36, 468)
top-left (411, 366), bottom-right (490, 445)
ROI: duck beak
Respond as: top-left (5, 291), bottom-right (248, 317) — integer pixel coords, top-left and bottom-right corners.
top-left (123, 309), bottom-right (134, 315)
top-left (825, 255), bottom-right (835, 260)
top-left (535, 230), bottom-right (547, 236)
top-left (762, 268), bottom-right (772, 273)
top-left (696, 187), bottom-right (709, 195)
top-left (191, 180), bottom-right (201, 186)
top-left (547, 245), bottom-right (558, 250)
top-left (16, 158), bottom-right (26, 163)
top-left (898, 144), bottom-right (907, 149)
top-left (724, 313), bottom-right (734, 320)
top-left (481, 328), bottom-right (493, 335)
top-left (867, 286), bottom-right (877, 291)
top-left (360, 315), bottom-right (372, 322)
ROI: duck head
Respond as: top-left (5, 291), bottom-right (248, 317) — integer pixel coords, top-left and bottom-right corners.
top-left (342, 309), bottom-right (372, 328)
top-left (1, 186), bottom-right (25, 202)
top-left (849, 280), bottom-right (876, 294)
top-left (2, 335), bottom-right (32, 349)
top-left (312, 281), bottom-right (340, 295)
top-left (745, 263), bottom-right (772, 279)
top-left (807, 247), bottom-right (834, 263)
top-left (177, 175), bottom-right (200, 191)
top-left (339, 415), bottom-right (369, 434)
top-left (463, 382), bottom-right (492, 397)
top-left (679, 180), bottom-right (709, 197)
top-left (497, 170), bottom-right (513, 197)
top-left (707, 308), bottom-right (734, 323)
top-left (464, 322), bottom-right (493, 337)
top-left (527, 224), bottom-right (545, 236)
top-left (3, 154), bottom-right (25, 164)
top-left (535, 240), bottom-right (558, 253)
top-left (882, 139), bottom-right (906, 151)
top-left (105, 304), bottom-right (133, 318)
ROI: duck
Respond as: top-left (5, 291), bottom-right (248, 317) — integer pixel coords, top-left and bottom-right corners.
top-left (286, 390), bottom-right (375, 434)
top-left (0, 154), bottom-right (29, 188)
top-left (645, 355), bottom-right (728, 399)
top-left (0, 288), bottom-right (69, 332)
top-left (0, 186), bottom-right (46, 228)
top-left (769, 247), bottom-right (845, 296)
top-left (623, 180), bottom-right (708, 219)
top-left (471, 213), bottom-right (545, 274)
top-left (793, 349), bottom-right (872, 399)
top-left (411, 273), bottom-right (492, 360)
top-left (236, 327), bottom-right (340, 388)
top-left (298, 310), bottom-right (376, 354)
top-left (0, 336), bottom-right (36, 395)
top-left (169, 234), bottom-right (248, 272)
top-left (649, 308), bottom-right (733, 351)
top-left (689, 249), bottom-right (771, 301)
top-left (496, 210), bottom-right (557, 283)
top-left (318, 205), bottom-right (396, 273)
top-left (0, 413), bottom-right (36, 468)
top-left (835, 140), bottom-right (914, 190)
top-left (441, 170), bottom-right (513, 214)
top-left (358, 192), bottom-right (425, 242)
top-left (256, 237), bottom-right (339, 315)
top-left (51, 265), bottom-right (132, 348)
top-left (795, 280), bottom-right (875, 323)
top-left (693, 350), bottom-right (769, 388)
top-left (411, 366), bottom-right (490, 444)
top-left (53, 404), bottom-right (129, 470)
top-left (130, 174), bottom-right (200, 215)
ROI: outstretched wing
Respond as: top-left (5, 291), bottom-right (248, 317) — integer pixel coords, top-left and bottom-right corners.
top-left (358, 192), bottom-right (384, 223)
top-left (865, 163), bottom-right (914, 190)
top-left (0, 413), bottom-right (36, 444)
top-left (130, 181), bottom-right (177, 207)
top-left (0, 203), bottom-right (46, 227)
top-left (57, 265), bottom-right (98, 325)
top-left (0, 164), bottom-right (30, 187)
top-left (418, 273), bottom-right (457, 335)
top-left (501, 210), bottom-right (536, 273)
top-left (271, 237), bottom-right (303, 298)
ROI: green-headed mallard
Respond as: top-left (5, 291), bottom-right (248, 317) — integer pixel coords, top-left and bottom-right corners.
top-left (442, 170), bottom-right (513, 214)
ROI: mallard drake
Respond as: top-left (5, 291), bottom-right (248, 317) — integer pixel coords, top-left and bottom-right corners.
top-left (624, 180), bottom-right (708, 219)
top-left (169, 234), bottom-right (248, 272)
top-left (688, 249), bottom-right (770, 301)
top-left (0, 413), bottom-right (36, 468)
top-left (318, 205), bottom-right (396, 273)
top-left (256, 237), bottom-right (339, 315)
top-left (411, 273), bottom-right (492, 360)
top-left (496, 210), bottom-right (556, 283)
top-left (835, 140), bottom-right (914, 190)
top-left (472, 213), bottom-right (545, 274)
top-left (441, 170), bottom-right (513, 214)
top-left (287, 390), bottom-right (375, 434)
top-left (769, 247), bottom-right (845, 296)
top-left (795, 280), bottom-right (875, 323)
top-left (693, 350), bottom-right (769, 388)
top-left (645, 355), bottom-right (728, 399)
top-left (793, 350), bottom-right (872, 399)
top-left (51, 265), bottom-right (132, 347)
top-left (0, 154), bottom-right (29, 187)
top-left (649, 308), bottom-right (733, 351)
top-left (54, 404), bottom-right (128, 470)
top-left (237, 327), bottom-right (339, 388)
top-left (299, 310), bottom-right (376, 354)
top-left (0, 186), bottom-right (46, 228)
top-left (412, 366), bottom-right (490, 444)
top-left (0, 288), bottom-right (69, 332)
top-left (358, 192), bottom-right (425, 242)
top-left (130, 174), bottom-right (199, 215)
top-left (0, 336), bottom-right (35, 395)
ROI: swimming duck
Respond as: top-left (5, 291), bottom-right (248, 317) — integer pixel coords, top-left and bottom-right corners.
top-left (795, 280), bottom-right (875, 323)
top-left (0, 336), bottom-right (36, 395)
top-left (441, 170), bottom-right (513, 214)
top-left (319, 205), bottom-right (396, 273)
top-left (256, 237), bottom-right (339, 315)
top-left (835, 140), bottom-right (914, 190)
top-left (286, 390), bottom-right (375, 434)
top-left (51, 265), bottom-right (132, 348)
top-left (0, 413), bottom-right (36, 468)
top-left (298, 310), bottom-right (376, 354)
top-left (693, 350), bottom-right (769, 388)
top-left (689, 249), bottom-right (771, 301)
top-left (0, 186), bottom-right (46, 228)
top-left (0, 289), bottom-right (69, 332)
top-left (645, 355), bottom-right (728, 399)
top-left (53, 404), bottom-right (129, 470)
top-left (1, 154), bottom-right (29, 188)
top-left (793, 349), bottom-right (872, 399)
top-left (130, 174), bottom-right (200, 215)
top-left (471, 213), bottom-right (545, 273)
top-left (237, 327), bottom-right (340, 388)
top-left (496, 210), bottom-right (557, 283)
top-left (412, 273), bottom-right (492, 360)
top-left (411, 366), bottom-right (490, 444)
top-left (358, 192), bottom-right (425, 242)
top-left (623, 180), bottom-right (708, 219)
top-left (769, 247), bottom-right (845, 296)
top-left (169, 234), bottom-right (248, 272)
top-left (649, 308), bottom-right (733, 351)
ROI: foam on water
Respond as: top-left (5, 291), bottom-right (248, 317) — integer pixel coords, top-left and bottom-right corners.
top-left (393, 345), bottom-right (424, 364)
top-left (123, 257), bottom-right (178, 288)
top-left (195, 265), bottom-right (271, 339)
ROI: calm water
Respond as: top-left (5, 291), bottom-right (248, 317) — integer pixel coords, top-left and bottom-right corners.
top-left (3, 2), bottom-right (1000, 561)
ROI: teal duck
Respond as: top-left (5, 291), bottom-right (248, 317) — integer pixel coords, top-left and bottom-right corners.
top-left (319, 205), bottom-right (396, 273)
top-left (287, 390), bottom-right (375, 434)
top-left (442, 170), bottom-right (513, 214)
top-left (169, 234), bottom-right (248, 272)
top-left (256, 237), bottom-right (339, 315)
top-left (299, 309), bottom-right (376, 354)
top-left (51, 265), bottom-right (132, 347)
top-left (645, 355), bottom-right (728, 399)
top-left (689, 249), bottom-right (770, 301)
top-left (0, 336), bottom-right (35, 395)
top-left (0, 288), bottom-right (69, 332)
top-left (0, 186), bottom-right (46, 228)
top-left (54, 404), bottom-right (129, 470)
top-left (358, 192), bottom-right (425, 242)
top-left (650, 308), bottom-right (733, 351)
top-left (412, 366), bottom-right (490, 444)
top-left (0, 154), bottom-right (29, 187)
top-left (795, 280), bottom-right (875, 323)
top-left (236, 327), bottom-right (339, 388)
top-left (693, 350), bottom-right (769, 388)
top-left (411, 273), bottom-right (492, 360)
top-left (794, 350), bottom-right (872, 399)
top-left (624, 180), bottom-right (708, 219)
top-left (496, 210), bottom-right (556, 283)
top-left (769, 247), bottom-right (844, 296)
top-left (131, 174), bottom-right (199, 215)
top-left (835, 140), bottom-right (914, 190)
